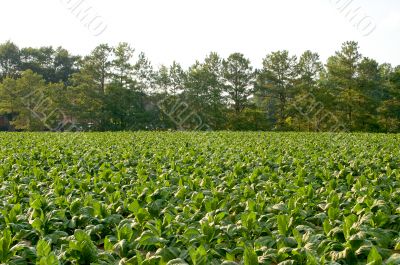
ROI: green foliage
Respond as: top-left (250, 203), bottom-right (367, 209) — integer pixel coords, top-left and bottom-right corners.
top-left (36, 239), bottom-right (58, 265)
top-left (244, 245), bottom-right (258, 265)
top-left (1, 41), bottom-right (400, 132)
top-left (0, 132), bottom-right (399, 264)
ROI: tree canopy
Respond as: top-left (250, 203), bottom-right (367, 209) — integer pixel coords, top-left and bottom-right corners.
top-left (0, 41), bottom-right (399, 132)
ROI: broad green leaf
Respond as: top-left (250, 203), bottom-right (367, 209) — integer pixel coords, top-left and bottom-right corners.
top-left (243, 245), bottom-right (258, 265)
top-left (367, 247), bottom-right (382, 265)
top-left (36, 239), bottom-right (51, 257)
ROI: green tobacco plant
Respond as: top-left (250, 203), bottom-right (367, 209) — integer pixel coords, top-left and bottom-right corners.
top-left (0, 132), bottom-right (399, 264)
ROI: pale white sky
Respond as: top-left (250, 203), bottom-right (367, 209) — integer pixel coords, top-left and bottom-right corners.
top-left (1, 0), bottom-right (399, 68)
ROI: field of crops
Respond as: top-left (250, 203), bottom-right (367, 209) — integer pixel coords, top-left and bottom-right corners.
top-left (0, 132), bottom-right (400, 264)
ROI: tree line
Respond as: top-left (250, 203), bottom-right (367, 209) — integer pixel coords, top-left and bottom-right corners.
top-left (0, 40), bottom-right (399, 132)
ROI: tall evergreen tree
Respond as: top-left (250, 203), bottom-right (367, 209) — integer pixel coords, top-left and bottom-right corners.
top-left (258, 50), bottom-right (297, 129)
top-left (0, 41), bottom-right (20, 80)
top-left (325, 41), bottom-right (363, 130)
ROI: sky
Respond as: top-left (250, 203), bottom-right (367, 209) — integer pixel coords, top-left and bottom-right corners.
top-left (1, 0), bottom-right (399, 68)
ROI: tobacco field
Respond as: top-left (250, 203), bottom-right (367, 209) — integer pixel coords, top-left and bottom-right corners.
top-left (0, 132), bottom-right (400, 264)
